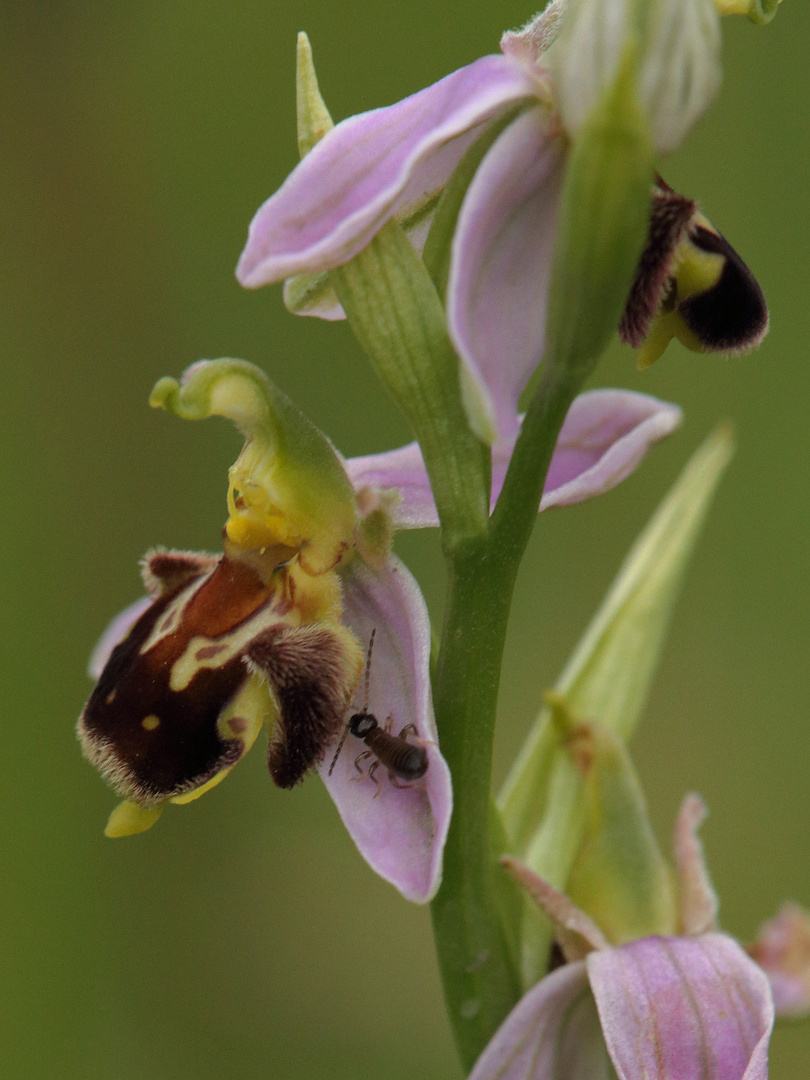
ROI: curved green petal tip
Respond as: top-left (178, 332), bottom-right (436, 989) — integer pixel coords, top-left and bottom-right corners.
top-left (564, 718), bottom-right (676, 944)
top-left (296, 32), bottom-right (334, 159)
top-left (715, 0), bottom-right (782, 24)
top-left (150, 359), bottom-right (275, 433)
top-left (151, 359), bottom-right (357, 573)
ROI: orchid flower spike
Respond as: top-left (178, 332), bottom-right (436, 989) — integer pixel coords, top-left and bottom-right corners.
top-left (469, 795), bottom-right (774, 1080)
top-left (237, 9), bottom-right (766, 442)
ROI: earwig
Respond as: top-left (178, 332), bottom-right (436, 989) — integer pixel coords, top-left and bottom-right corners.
top-left (327, 629), bottom-right (428, 789)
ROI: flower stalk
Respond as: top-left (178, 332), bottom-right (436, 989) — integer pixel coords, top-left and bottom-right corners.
top-left (429, 69), bottom-right (655, 1062)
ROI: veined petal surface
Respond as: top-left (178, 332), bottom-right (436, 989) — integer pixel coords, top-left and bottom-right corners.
top-left (318, 556), bottom-right (451, 903)
top-left (448, 107), bottom-right (564, 443)
top-left (539, 389), bottom-right (682, 509)
top-left (588, 934), bottom-right (774, 1080)
top-left (468, 961), bottom-right (612, 1080)
top-left (346, 390), bottom-right (681, 528)
top-left (236, 56), bottom-right (536, 286)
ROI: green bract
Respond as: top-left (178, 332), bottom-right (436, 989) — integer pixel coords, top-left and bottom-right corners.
top-left (499, 426), bottom-right (734, 981)
top-left (557, 706), bottom-right (676, 945)
top-left (294, 36), bottom-right (490, 547)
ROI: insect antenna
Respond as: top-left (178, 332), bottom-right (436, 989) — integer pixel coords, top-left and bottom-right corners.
top-left (362, 627), bottom-right (376, 711)
top-left (327, 628), bottom-right (377, 777)
top-left (327, 723), bottom-right (351, 776)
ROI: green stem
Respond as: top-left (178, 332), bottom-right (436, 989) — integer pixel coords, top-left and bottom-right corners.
top-left (430, 356), bottom-right (596, 1069)
top-left (490, 361), bottom-right (593, 552)
top-left (430, 545), bottom-right (520, 1068)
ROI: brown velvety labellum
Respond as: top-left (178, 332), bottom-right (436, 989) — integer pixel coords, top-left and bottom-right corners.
top-left (79, 555), bottom-right (272, 803)
top-left (680, 226), bottom-right (769, 353)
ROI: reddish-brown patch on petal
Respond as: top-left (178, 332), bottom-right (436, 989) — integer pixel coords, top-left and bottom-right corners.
top-left (195, 643), bottom-right (228, 661)
top-left (78, 554), bottom-right (276, 804)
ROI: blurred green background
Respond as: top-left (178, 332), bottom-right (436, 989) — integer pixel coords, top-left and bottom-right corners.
top-left (2, 2), bottom-right (808, 1077)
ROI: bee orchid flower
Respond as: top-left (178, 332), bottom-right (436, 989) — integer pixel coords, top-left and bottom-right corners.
top-left (80, 361), bottom-right (680, 903)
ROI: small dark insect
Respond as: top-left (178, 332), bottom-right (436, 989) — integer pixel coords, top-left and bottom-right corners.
top-left (328, 629), bottom-right (428, 794)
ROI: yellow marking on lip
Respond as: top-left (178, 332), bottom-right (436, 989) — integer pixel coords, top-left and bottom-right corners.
top-left (138, 572), bottom-right (213, 655)
top-left (142, 714), bottom-right (161, 731)
top-left (105, 689), bottom-right (116, 705)
top-left (169, 602), bottom-right (289, 692)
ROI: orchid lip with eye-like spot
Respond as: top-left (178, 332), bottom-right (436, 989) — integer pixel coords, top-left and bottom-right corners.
top-left (78, 547), bottom-right (363, 835)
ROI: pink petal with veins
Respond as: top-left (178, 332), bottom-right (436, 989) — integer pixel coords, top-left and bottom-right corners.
top-left (469, 961), bottom-right (613, 1080)
top-left (589, 934), bottom-right (774, 1080)
top-left (673, 793), bottom-right (719, 937)
top-left (448, 106), bottom-right (563, 442)
top-left (346, 390), bottom-right (682, 529)
top-left (236, 55), bottom-right (536, 287)
top-left (319, 556), bottom-right (451, 903)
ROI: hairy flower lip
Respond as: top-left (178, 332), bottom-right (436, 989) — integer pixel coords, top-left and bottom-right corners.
top-left (81, 547), bottom-right (450, 903)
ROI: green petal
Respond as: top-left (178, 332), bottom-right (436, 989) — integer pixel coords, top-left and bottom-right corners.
top-left (545, 47), bottom-right (654, 381)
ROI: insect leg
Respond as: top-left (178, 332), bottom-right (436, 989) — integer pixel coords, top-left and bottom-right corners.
top-left (352, 749), bottom-right (373, 780)
top-left (368, 759), bottom-right (383, 799)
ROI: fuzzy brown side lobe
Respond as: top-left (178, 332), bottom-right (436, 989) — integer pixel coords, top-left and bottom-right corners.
top-left (141, 548), bottom-right (220, 596)
top-left (248, 625), bottom-right (357, 789)
top-left (619, 185), bottom-right (697, 347)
